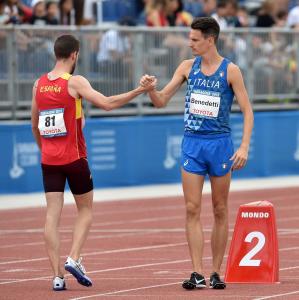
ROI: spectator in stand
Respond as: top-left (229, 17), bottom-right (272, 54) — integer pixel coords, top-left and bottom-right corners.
top-left (97, 17), bottom-right (136, 93)
top-left (146, 0), bottom-right (168, 26)
top-left (211, 0), bottom-right (230, 29)
top-left (73, 0), bottom-right (83, 24)
top-left (163, 0), bottom-right (193, 61)
top-left (4, 0), bottom-right (32, 24)
top-left (287, 1), bottom-right (299, 28)
top-left (59, 0), bottom-right (74, 25)
top-left (276, 9), bottom-right (288, 27)
top-left (255, 0), bottom-right (278, 27)
top-left (211, 0), bottom-right (240, 29)
top-left (225, 0), bottom-right (242, 27)
top-left (29, 0), bottom-right (47, 25)
top-left (237, 5), bottom-right (250, 27)
top-left (46, 0), bottom-right (59, 24)
top-left (167, 0), bottom-right (193, 26)
top-left (198, 0), bottom-right (216, 17)
top-left (82, 0), bottom-right (96, 25)
top-left (0, 0), bottom-right (10, 24)
top-left (183, 0), bottom-right (203, 17)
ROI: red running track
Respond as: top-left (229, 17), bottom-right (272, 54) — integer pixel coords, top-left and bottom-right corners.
top-left (0, 187), bottom-right (299, 300)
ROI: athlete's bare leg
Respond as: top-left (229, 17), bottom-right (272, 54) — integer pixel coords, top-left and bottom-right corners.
top-left (44, 192), bottom-right (64, 277)
top-left (182, 169), bottom-right (205, 274)
top-left (69, 190), bottom-right (93, 260)
top-left (209, 172), bottom-right (231, 274)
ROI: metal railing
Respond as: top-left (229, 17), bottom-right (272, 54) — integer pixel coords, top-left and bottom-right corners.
top-left (0, 25), bottom-right (299, 120)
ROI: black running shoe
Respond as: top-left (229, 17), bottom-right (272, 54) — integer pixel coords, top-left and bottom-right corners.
top-left (209, 272), bottom-right (226, 289)
top-left (182, 272), bottom-right (207, 290)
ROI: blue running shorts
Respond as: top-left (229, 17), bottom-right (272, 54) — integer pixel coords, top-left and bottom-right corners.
top-left (181, 132), bottom-right (234, 177)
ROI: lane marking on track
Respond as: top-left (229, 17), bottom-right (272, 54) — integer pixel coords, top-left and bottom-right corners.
top-left (0, 224), bottom-right (298, 248)
top-left (0, 242), bottom-right (187, 266)
top-left (279, 247), bottom-right (299, 252)
top-left (1, 251), bottom-right (299, 286)
top-left (69, 282), bottom-right (182, 300)
top-left (0, 231), bottom-right (157, 249)
top-left (280, 265), bottom-right (299, 271)
top-left (253, 290), bottom-right (299, 300)
top-left (1, 239), bottom-right (299, 267)
top-left (0, 259), bottom-right (191, 285)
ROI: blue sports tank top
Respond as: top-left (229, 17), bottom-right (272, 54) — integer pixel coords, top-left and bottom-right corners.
top-left (184, 56), bottom-right (234, 134)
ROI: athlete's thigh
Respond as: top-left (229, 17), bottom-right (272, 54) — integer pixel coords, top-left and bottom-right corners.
top-left (181, 168), bottom-right (205, 208)
top-left (209, 172), bottom-right (231, 207)
top-left (41, 164), bottom-right (66, 193)
top-left (65, 158), bottom-right (93, 196)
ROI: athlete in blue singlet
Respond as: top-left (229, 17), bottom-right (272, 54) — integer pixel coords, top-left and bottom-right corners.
top-left (182, 56), bottom-right (235, 177)
top-left (140, 17), bottom-right (253, 290)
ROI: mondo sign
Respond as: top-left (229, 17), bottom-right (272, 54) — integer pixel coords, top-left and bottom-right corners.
top-left (225, 201), bottom-right (279, 283)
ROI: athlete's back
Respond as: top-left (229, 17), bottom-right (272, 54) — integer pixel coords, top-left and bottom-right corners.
top-left (35, 73), bottom-right (86, 165)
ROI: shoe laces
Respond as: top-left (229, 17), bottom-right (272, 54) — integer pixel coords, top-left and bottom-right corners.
top-left (211, 272), bottom-right (220, 281)
top-left (53, 276), bottom-right (64, 286)
top-left (76, 257), bottom-right (86, 274)
top-left (192, 272), bottom-right (204, 281)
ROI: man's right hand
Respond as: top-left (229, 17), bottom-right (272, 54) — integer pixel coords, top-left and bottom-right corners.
top-left (140, 74), bottom-right (157, 91)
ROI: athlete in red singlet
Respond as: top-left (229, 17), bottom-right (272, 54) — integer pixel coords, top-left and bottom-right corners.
top-left (35, 72), bottom-right (86, 165)
top-left (31, 35), bottom-right (154, 291)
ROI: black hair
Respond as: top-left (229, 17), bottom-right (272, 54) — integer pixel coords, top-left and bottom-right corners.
top-left (54, 34), bottom-right (79, 59)
top-left (191, 17), bottom-right (220, 43)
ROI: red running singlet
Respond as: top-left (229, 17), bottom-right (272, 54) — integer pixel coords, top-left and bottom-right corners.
top-left (35, 73), bottom-right (87, 165)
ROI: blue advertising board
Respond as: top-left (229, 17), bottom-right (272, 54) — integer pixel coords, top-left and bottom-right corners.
top-left (1, 111), bottom-right (299, 194)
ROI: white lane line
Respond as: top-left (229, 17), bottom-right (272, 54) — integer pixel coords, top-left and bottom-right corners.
top-left (69, 282), bottom-right (182, 300)
top-left (0, 231), bottom-right (155, 249)
top-left (280, 265), bottom-right (299, 271)
top-left (253, 290), bottom-right (299, 300)
top-left (0, 242), bottom-right (187, 266)
top-left (1, 224), bottom-right (298, 249)
top-left (279, 247), bottom-right (299, 252)
top-left (0, 259), bottom-right (191, 285)
top-left (1, 251), bottom-right (299, 286)
top-left (1, 239), bottom-right (299, 267)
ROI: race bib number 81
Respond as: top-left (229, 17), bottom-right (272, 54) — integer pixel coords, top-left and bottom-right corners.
top-left (190, 91), bottom-right (220, 118)
top-left (38, 108), bottom-right (67, 138)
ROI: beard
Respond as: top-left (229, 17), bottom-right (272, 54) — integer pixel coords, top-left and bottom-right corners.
top-left (70, 61), bottom-right (77, 74)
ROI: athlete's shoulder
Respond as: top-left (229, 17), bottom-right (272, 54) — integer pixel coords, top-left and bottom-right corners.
top-left (227, 61), bottom-right (241, 73)
top-left (34, 78), bottom-right (39, 88)
top-left (176, 59), bottom-right (195, 76)
top-left (227, 62), bottom-right (243, 84)
top-left (69, 75), bottom-right (89, 87)
top-left (70, 74), bottom-right (86, 81)
top-left (180, 59), bottom-right (195, 68)
top-left (36, 73), bottom-right (46, 83)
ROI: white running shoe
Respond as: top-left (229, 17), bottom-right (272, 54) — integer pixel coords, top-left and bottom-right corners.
top-left (64, 257), bottom-right (92, 287)
top-left (52, 276), bottom-right (66, 291)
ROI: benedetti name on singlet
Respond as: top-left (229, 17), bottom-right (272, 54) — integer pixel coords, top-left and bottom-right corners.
top-left (184, 56), bottom-right (234, 134)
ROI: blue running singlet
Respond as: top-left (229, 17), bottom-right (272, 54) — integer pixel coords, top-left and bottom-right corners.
top-left (184, 57), bottom-right (234, 134)
top-left (181, 57), bottom-right (235, 176)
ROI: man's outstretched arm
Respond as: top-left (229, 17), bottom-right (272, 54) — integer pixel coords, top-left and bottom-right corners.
top-left (140, 60), bottom-right (193, 108)
top-left (69, 75), bottom-right (154, 111)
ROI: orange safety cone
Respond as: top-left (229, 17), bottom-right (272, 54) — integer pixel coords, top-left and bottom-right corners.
top-left (225, 200), bottom-right (279, 283)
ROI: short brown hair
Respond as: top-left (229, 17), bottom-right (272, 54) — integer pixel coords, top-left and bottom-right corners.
top-left (54, 35), bottom-right (80, 59)
top-left (191, 17), bottom-right (220, 43)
